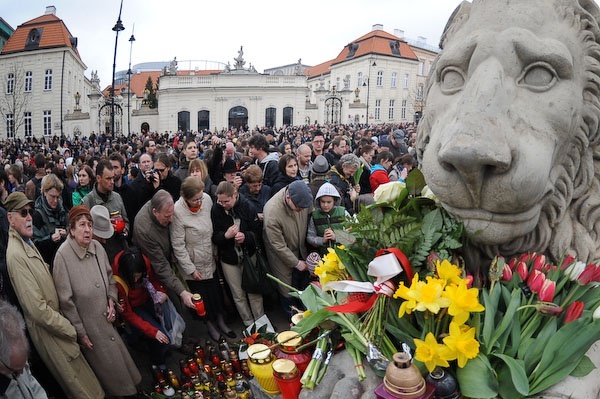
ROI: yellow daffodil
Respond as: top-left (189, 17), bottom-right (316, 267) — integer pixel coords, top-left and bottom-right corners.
top-left (394, 274), bottom-right (451, 317)
top-left (436, 259), bottom-right (463, 286)
top-left (394, 274), bottom-right (422, 317)
top-left (443, 280), bottom-right (485, 324)
top-left (314, 248), bottom-right (350, 286)
top-left (414, 332), bottom-right (453, 372)
top-left (442, 322), bottom-right (480, 368)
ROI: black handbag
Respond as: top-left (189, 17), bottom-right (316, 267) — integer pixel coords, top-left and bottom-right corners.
top-left (241, 233), bottom-right (275, 295)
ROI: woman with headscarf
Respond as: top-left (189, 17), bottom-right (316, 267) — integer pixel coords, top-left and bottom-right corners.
top-left (53, 205), bottom-right (141, 397)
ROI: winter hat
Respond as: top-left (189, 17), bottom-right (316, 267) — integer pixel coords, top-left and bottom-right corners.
top-left (315, 182), bottom-right (340, 200)
top-left (287, 180), bottom-right (313, 208)
top-left (392, 129), bottom-right (405, 140)
top-left (310, 155), bottom-right (330, 176)
top-left (222, 159), bottom-right (238, 174)
top-left (90, 205), bottom-right (114, 239)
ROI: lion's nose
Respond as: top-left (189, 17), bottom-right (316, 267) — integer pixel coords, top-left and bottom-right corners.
top-left (437, 125), bottom-right (512, 205)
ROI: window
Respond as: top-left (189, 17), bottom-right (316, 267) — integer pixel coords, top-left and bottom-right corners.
top-left (43, 110), bottom-right (52, 136)
top-left (375, 100), bottom-right (381, 120)
top-left (283, 107), bottom-right (293, 126)
top-left (24, 112), bottom-right (32, 137)
top-left (6, 73), bottom-right (14, 94)
top-left (391, 72), bottom-right (397, 88)
top-left (6, 114), bottom-right (14, 138)
top-left (357, 72), bottom-right (363, 87)
top-left (389, 99), bottom-right (395, 120)
top-left (25, 71), bottom-right (32, 92)
top-left (265, 107), bottom-right (276, 127)
top-left (417, 84), bottom-right (424, 100)
top-left (376, 71), bottom-right (383, 86)
top-left (401, 100), bottom-right (407, 119)
top-left (404, 74), bottom-right (409, 89)
top-left (44, 69), bottom-right (52, 90)
top-left (418, 62), bottom-right (424, 75)
top-left (178, 111), bottom-right (190, 132)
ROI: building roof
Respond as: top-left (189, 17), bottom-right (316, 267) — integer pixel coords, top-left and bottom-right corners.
top-left (308, 29), bottom-right (419, 78)
top-left (0, 10), bottom-right (81, 59)
top-left (102, 69), bottom-right (222, 98)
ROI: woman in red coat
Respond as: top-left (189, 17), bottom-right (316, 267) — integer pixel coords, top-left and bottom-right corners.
top-left (369, 150), bottom-right (395, 193)
top-left (113, 247), bottom-right (171, 366)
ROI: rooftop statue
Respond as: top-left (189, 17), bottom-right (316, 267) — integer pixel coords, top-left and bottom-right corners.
top-left (234, 46), bottom-right (245, 69)
top-left (417, 0), bottom-right (600, 269)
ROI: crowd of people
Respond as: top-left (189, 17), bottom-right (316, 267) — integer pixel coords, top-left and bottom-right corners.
top-left (0, 122), bottom-right (418, 398)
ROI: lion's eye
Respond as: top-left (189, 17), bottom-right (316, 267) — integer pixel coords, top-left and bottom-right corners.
top-left (439, 67), bottom-right (465, 94)
top-left (517, 63), bottom-right (557, 92)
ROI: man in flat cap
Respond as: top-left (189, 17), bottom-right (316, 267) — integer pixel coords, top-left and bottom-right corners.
top-left (263, 180), bottom-right (314, 318)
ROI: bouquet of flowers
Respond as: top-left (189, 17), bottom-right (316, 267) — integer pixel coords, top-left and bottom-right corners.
top-left (452, 253), bottom-right (600, 398)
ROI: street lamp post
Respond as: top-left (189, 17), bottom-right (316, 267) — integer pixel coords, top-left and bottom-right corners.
top-left (110, 0), bottom-right (125, 138)
top-left (127, 27), bottom-right (135, 137)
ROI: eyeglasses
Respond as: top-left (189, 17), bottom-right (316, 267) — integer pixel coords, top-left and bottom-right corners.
top-left (155, 168), bottom-right (166, 173)
top-left (11, 208), bottom-right (34, 218)
top-left (189, 196), bottom-right (203, 204)
top-left (0, 357), bottom-right (21, 379)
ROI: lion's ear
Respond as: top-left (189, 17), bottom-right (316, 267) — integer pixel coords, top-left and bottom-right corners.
top-left (440, 1), bottom-right (472, 49)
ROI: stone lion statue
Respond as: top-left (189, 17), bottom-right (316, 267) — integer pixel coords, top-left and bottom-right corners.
top-left (417, 0), bottom-right (600, 269)
top-left (417, 1), bottom-right (600, 397)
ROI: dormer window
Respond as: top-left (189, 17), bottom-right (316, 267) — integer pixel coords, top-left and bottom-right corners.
top-left (25, 28), bottom-right (42, 49)
top-left (347, 43), bottom-right (359, 58)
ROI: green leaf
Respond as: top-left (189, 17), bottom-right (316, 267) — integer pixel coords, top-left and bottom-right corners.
top-left (291, 309), bottom-right (333, 334)
top-left (521, 318), bottom-right (556, 374)
top-left (570, 355), bottom-right (595, 378)
top-left (489, 288), bottom-right (521, 349)
top-left (405, 168), bottom-right (426, 196)
top-left (291, 284), bottom-right (335, 312)
top-left (456, 354), bottom-right (498, 398)
top-left (493, 354), bottom-right (529, 396)
top-left (481, 286), bottom-right (501, 350)
top-left (529, 318), bottom-right (600, 394)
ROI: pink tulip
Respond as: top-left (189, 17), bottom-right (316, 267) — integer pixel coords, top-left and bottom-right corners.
top-left (520, 253), bottom-right (534, 264)
top-left (502, 264), bottom-right (513, 281)
top-left (527, 270), bottom-right (546, 293)
top-left (507, 258), bottom-right (517, 271)
top-left (516, 261), bottom-right (529, 281)
top-left (533, 254), bottom-right (546, 271)
top-left (564, 301), bottom-right (585, 324)
top-left (538, 280), bottom-right (556, 302)
top-left (465, 275), bottom-right (473, 288)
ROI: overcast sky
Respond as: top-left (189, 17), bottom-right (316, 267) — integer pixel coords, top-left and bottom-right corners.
top-left (1, 0), bottom-right (463, 87)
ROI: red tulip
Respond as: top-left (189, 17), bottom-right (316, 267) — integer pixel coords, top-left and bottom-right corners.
top-left (502, 264), bottom-right (513, 281)
top-left (578, 264), bottom-right (600, 285)
top-left (507, 257), bottom-right (517, 271)
top-left (516, 261), bottom-right (529, 281)
top-left (536, 302), bottom-right (563, 316)
top-left (527, 270), bottom-right (546, 293)
top-left (560, 254), bottom-right (576, 270)
top-left (538, 279), bottom-right (556, 302)
top-left (564, 301), bottom-right (585, 324)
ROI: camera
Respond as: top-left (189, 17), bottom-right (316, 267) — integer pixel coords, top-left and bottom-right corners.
top-left (236, 172), bottom-right (241, 177)
top-left (146, 168), bottom-right (158, 182)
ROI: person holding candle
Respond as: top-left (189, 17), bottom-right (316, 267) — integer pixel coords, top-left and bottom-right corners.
top-left (171, 177), bottom-right (235, 340)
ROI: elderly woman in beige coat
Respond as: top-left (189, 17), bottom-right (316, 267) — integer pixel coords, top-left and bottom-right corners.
top-left (53, 205), bottom-right (141, 397)
top-left (171, 176), bottom-right (235, 341)
top-left (5, 192), bottom-right (103, 399)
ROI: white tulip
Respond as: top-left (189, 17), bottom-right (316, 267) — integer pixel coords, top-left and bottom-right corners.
top-left (564, 261), bottom-right (586, 281)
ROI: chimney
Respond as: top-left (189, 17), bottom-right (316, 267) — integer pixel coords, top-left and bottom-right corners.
top-left (394, 29), bottom-right (404, 39)
top-left (372, 24), bottom-right (383, 32)
top-left (45, 6), bottom-right (56, 15)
